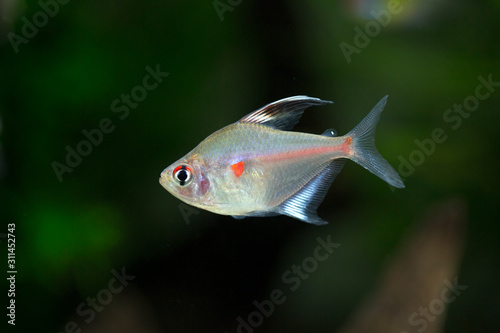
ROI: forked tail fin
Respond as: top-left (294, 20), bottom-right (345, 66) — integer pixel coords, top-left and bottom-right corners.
top-left (347, 96), bottom-right (405, 189)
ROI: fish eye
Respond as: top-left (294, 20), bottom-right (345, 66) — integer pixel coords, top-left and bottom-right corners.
top-left (173, 165), bottom-right (193, 186)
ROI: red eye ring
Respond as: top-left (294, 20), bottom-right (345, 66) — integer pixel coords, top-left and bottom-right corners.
top-left (173, 165), bottom-right (193, 186)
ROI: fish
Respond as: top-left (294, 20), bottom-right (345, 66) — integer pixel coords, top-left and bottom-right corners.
top-left (159, 96), bottom-right (404, 225)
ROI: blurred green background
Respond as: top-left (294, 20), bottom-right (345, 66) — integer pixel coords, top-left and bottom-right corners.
top-left (1, 0), bottom-right (499, 332)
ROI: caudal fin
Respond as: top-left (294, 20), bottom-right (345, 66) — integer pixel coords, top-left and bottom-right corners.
top-left (347, 96), bottom-right (405, 189)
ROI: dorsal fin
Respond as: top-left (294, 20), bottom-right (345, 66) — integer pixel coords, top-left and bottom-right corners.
top-left (238, 96), bottom-right (333, 131)
top-left (276, 159), bottom-right (346, 225)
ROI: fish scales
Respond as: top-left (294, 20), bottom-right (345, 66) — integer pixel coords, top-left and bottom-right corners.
top-left (159, 95), bottom-right (404, 225)
top-left (194, 122), bottom-right (348, 210)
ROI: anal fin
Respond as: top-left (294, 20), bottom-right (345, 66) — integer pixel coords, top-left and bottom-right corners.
top-left (276, 159), bottom-right (346, 225)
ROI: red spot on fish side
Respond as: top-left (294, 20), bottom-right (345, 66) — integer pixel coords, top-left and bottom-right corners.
top-left (345, 137), bottom-right (351, 145)
top-left (231, 161), bottom-right (245, 177)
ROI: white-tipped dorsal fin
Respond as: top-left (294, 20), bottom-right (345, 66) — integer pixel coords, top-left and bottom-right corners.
top-left (238, 96), bottom-right (333, 131)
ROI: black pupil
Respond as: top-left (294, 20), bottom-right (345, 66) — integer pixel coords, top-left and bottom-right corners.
top-left (177, 170), bottom-right (188, 181)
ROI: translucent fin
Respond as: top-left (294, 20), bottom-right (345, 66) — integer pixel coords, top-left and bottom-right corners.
top-left (234, 212), bottom-right (280, 219)
top-left (347, 96), bottom-right (405, 189)
top-left (276, 159), bottom-right (346, 225)
top-left (322, 128), bottom-right (337, 137)
top-left (238, 96), bottom-right (332, 131)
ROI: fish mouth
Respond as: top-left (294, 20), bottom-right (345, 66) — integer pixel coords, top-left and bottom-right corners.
top-left (159, 169), bottom-right (171, 190)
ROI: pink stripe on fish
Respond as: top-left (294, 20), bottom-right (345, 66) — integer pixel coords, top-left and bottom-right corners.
top-left (259, 138), bottom-right (352, 162)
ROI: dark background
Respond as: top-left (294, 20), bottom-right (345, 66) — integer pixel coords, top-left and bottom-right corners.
top-left (1, 0), bottom-right (499, 332)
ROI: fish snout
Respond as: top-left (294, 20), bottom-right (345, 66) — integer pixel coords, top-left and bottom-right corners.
top-left (159, 168), bottom-right (172, 189)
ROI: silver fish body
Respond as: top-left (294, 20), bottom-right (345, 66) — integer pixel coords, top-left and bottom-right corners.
top-left (160, 96), bottom-right (404, 225)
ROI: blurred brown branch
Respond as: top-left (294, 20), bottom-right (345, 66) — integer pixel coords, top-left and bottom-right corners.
top-left (339, 198), bottom-right (467, 333)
